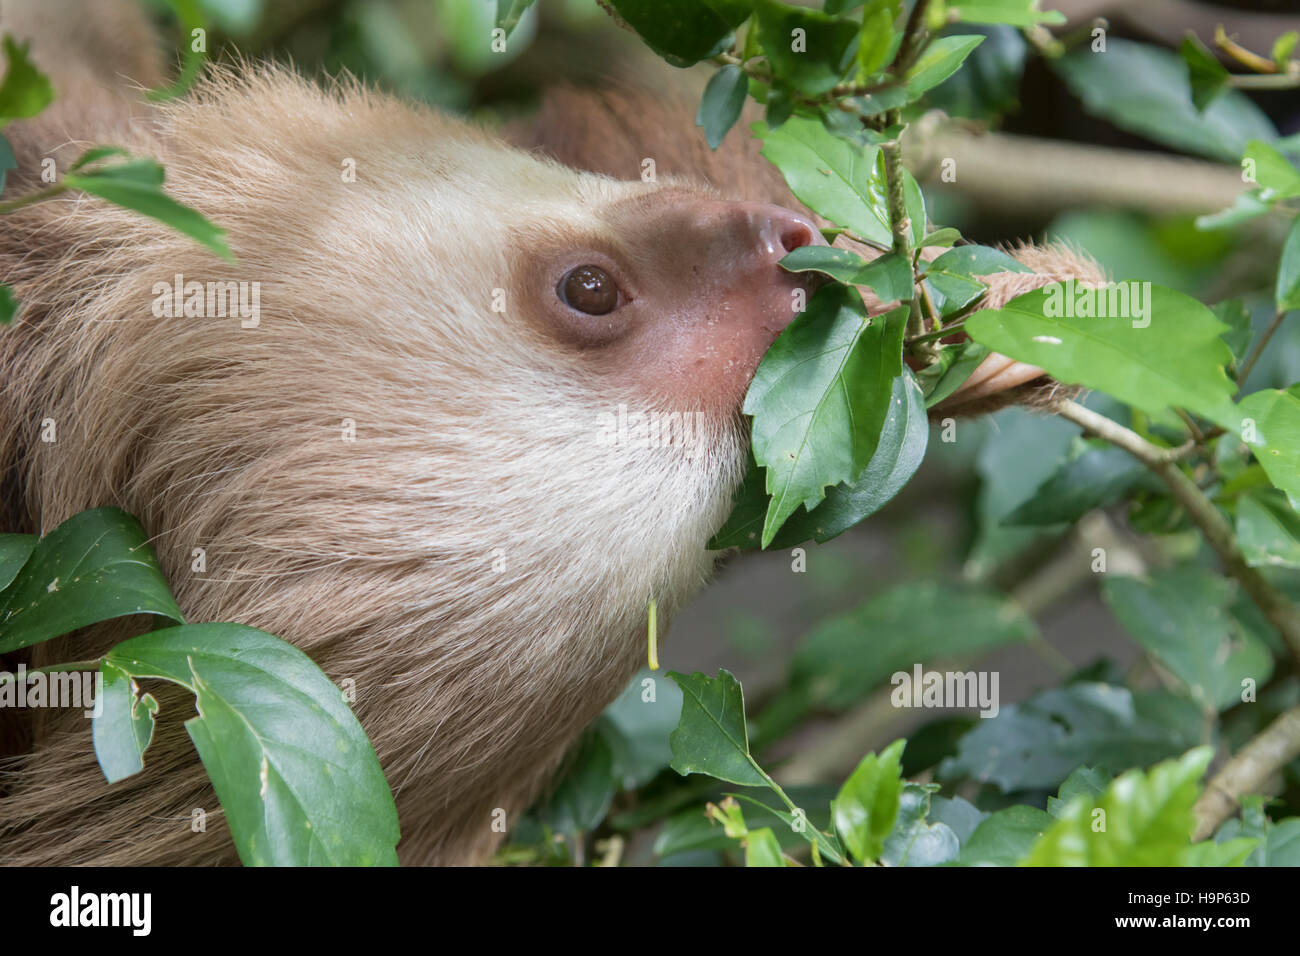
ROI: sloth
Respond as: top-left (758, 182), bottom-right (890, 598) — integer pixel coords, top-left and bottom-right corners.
top-left (0, 0), bottom-right (1101, 864)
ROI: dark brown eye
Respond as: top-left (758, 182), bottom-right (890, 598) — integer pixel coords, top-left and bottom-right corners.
top-left (558, 265), bottom-right (619, 316)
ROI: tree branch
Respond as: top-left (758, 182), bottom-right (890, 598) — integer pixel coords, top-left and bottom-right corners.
top-left (1052, 398), bottom-right (1300, 669)
top-left (1192, 704), bottom-right (1300, 840)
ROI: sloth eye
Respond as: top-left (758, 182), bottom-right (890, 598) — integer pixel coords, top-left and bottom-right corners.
top-left (558, 265), bottom-right (619, 316)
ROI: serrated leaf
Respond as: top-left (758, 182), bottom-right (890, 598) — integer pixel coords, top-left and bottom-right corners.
top-left (1021, 748), bottom-right (1215, 865)
top-left (831, 739), bottom-right (906, 864)
top-left (0, 37), bottom-right (54, 125)
top-left (667, 670), bottom-right (767, 788)
top-left (756, 116), bottom-right (892, 247)
top-left (104, 623), bottom-right (399, 866)
top-left (779, 247), bottom-right (913, 301)
top-left (966, 282), bottom-right (1239, 428)
top-left (713, 369), bottom-right (927, 548)
top-left (0, 507), bottom-right (184, 654)
top-left (753, 0), bottom-right (857, 96)
top-left (746, 285), bottom-right (905, 547)
top-left (697, 64), bottom-right (749, 150)
top-left (92, 661), bottom-right (159, 783)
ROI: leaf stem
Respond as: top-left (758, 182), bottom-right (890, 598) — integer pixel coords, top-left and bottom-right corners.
top-left (1235, 309), bottom-right (1288, 394)
top-left (1052, 398), bottom-right (1300, 668)
top-left (0, 184), bottom-right (68, 215)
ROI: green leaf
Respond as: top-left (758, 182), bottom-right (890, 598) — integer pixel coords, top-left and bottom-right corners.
top-left (1244, 139), bottom-right (1300, 199)
top-left (1216, 796), bottom-right (1300, 866)
top-left (779, 247), bottom-right (913, 301)
top-left (920, 227), bottom-right (962, 249)
top-left (854, 0), bottom-right (899, 79)
top-left (946, 0), bottom-right (1065, 27)
top-left (920, 341), bottom-right (989, 407)
top-left (1196, 189), bottom-right (1272, 232)
top-left (1053, 40), bottom-right (1276, 163)
top-left (966, 282), bottom-right (1239, 428)
top-left (753, 0), bottom-right (857, 96)
top-left (602, 669), bottom-right (683, 789)
top-left (667, 670), bottom-right (767, 788)
top-left (1239, 387), bottom-right (1300, 507)
top-left (903, 35), bottom-right (986, 100)
top-left (92, 661), bottom-right (159, 784)
top-left (697, 64), bottom-right (749, 149)
top-left (880, 783), bottom-right (960, 866)
top-left (1212, 298), bottom-right (1253, 363)
top-left (831, 739), bottom-right (905, 864)
top-left (0, 507), bottom-right (184, 654)
top-left (956, 805), bottom-right (1053, 865)
top-left (1047, 766), bottom-right (1113, 818)
top-left (65, 159), bottom-right (234, 261)
top-left (1179, 33), bottom-right (1229, 112)
top-left (729, 791), bottom-right (847, 864)
top-left (713, 369), bottom-right (927, 548)
top-left (940, 683), bottom-right (1202, 792)
top-left (605, 0), bottom-right (752, 66)
top-left (495, 0), bottom-right (536, 34)
top-left (1274, 31), bottom-right (1299, 69)
top-left (1021, 748), bottom-right (1215, 865)
top-left (927, 24), bottom-right (1027, 122)
top-left (0, 283), bottom-right (15, 324)
top-left (1275, 215), bottom-right (1300, 312)
top-left (103, 623), bottom-right (400, 866)
top-left (537, 721), bottom-right (617, 835)
top-left (1236, 489), bottom-right (1300, 569)
top-left (745, 285), bottom-right (905, 547)
top-left (744, 827), bottom-right (787, 866)
top-left (0, 37), bottom-right (54, 125)
top-left (1003, 443), bottom-right (1146, 526)
top-left (756, 116), bottom-right (892, 247)
top-left (0, 132), bottom-right (15, 195)
top-left (928, 795), bottom-right (987, 844)
top-left (147, 0), bottom-right (209, 101)
top-left (0, 533), bottom-right (36, 592)
top-left (1102, 565), bottom-right (1272, 712)
top-left (921, 244), bottom-right (1031, 317)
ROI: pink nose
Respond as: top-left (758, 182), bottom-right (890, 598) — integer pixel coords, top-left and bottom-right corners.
top-left (732, 201), bottom-right (826, 262)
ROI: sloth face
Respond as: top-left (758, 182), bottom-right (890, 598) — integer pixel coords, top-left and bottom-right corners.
top-left (512, 183), bottom-right (825, 415)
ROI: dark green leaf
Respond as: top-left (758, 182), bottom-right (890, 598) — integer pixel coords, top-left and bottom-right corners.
top-left (92, 661), bottom-right (159, 784)
top-left (1004, 443), bottom-right (1146, 525)
top-left (0, 533), bottom-right (35, 592)
top-left (903, 35), bottom-right (986, 101)
top-left (0, 132), bottom-right (15, 195)
top-left (1276, 215), bottom-right (1300, 312)
top-left (1053, 40), bottom-right (1276, 162)
top-left (104, 623), bottom-right (400, 866)
top-left (0, 283), bottom-right (16, 325)
top-left (667, 670), bottom-right (767, 788)
top-left (956, 805), bottom-right (1053, 865)
top-left (1236, 489), bottom-right (1300, 569)
top-left (745, 285), bottom-right (905, 546)
top-left (697, 64), bottom-right (749, 149)
top-left (753, 0), bottom-right (857, 96)
top-left (1046, 766), bottom-right (1112, 818)
top-left (880, 783), bottom-right (960, 866)
top-left (1179, 33), bottom-right (1229, 112)
top-left (920, 341), bottom-right (989, 407)
top-left (779, 247), bottom-right (914, 301)
top-left (538, 721), bottom-right (618, 834)
top-left (0, 507), bottom-right (184, 654)
top-left (605, 0), bottom-right (751, 66)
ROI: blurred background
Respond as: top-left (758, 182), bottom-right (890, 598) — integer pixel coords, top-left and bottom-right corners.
top-left (162, 0), bottom-right (1300, 862)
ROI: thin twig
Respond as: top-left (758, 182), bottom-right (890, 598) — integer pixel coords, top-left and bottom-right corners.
top-left (1236, 309), bottom-right (1288, 393)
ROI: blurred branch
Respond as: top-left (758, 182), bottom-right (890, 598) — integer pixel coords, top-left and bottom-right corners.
top-left (1192, 704), bottom-right (1300, 840)
top-left (1052, 398), bottom-right (1300, 669)
top-left (906, 120), bottom-right (1247, 219)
